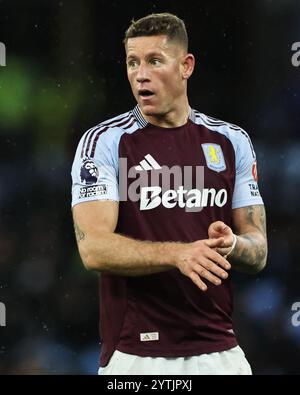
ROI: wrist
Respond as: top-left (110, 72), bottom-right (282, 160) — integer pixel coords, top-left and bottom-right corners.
top-left (227, 234), bottom-right (237, 258)
top-left (160, 241), bottom-right (184, 267)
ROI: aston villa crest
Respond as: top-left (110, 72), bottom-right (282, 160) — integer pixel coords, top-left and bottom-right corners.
top-left (201, 143), bottom-right (226, 172)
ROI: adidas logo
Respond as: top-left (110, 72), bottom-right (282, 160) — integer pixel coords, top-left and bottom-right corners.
top-left (135, 154), bottom-right (162, 171)
top-left (140, 332), bottom-right (159, 342)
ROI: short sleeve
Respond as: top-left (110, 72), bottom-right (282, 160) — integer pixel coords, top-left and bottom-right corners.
top-left (71, 127), bottom-right (122, 207)
top-left (232, 130), bottom-right (264, 209)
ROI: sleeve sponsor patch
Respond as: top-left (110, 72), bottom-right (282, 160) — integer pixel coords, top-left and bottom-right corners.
top-left (79, 184), bottom-right (107, 199)
top-left (252, 161), bottom-right (258, 182)
top-left (248, 183), bottom-right (260, 197)
top-left (80, 159), bottom-right (99, 185)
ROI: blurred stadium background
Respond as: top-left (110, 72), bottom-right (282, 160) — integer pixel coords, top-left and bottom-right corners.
top-left (0, 0), bottom-right (299, 374)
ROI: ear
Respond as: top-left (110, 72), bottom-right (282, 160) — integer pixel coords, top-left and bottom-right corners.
top-left (181, 53), bottom-right (195, 80)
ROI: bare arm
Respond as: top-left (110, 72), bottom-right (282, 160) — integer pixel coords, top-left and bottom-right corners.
top-left (208, 205), bottom-right (268, 274)
top-left (72, 200), bottom-right (231, 290)
top-left (230, 205), bottom-right (267, 273)
top-left (73, 200), bottom-right (178, 276)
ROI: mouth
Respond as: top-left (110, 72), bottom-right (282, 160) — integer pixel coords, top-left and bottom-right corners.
top-left (138, 89), bottom-right (155, 100)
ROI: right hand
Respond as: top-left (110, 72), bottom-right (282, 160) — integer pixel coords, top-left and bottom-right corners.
top-left (175, 237), bottom-right (231, 292)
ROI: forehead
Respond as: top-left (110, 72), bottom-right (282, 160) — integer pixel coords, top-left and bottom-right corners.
top-left (126, 35), bottom-right (177, 57)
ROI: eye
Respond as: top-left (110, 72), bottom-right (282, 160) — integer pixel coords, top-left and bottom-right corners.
top-left (149, 58), bottom-right (161, 65)
top-left (127, 59), bottom-right (138, 68)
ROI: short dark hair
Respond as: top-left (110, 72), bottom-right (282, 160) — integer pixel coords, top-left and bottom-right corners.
top-left (124, 13), bottom-right (188, 51)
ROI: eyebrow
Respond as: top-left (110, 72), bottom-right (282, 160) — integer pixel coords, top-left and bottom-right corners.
top-left (126, 51), bottom-right (164, 61)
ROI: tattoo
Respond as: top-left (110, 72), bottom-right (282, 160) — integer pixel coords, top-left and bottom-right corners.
top-left (245, 205), bottom-right (267, 236)
top-left (74, 221), bottom-right (86, 243)
top-left (231, 205), bottom-right (267, 273)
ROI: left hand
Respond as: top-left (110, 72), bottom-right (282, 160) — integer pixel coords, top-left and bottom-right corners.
top-left (208, 221), bottom-right (236, 257)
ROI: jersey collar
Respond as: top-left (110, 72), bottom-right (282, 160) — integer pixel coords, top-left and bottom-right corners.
top-left (133, 105), bottom-right (197, 128)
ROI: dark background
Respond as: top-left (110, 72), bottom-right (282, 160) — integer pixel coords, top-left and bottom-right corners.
top-left (0, 0), bottom-right (299, 374)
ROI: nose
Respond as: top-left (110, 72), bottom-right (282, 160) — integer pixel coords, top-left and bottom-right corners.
top-left (136, 62), bottom-right (150, 83)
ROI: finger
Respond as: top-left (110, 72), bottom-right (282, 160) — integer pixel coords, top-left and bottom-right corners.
top-left (215, 247), bottom-right (231, 256)
top-left (208, 222), bottom-right (224, 238)
top-left (205, 248), bottom-right (231, 270)
top-left (190, 272), bottom-right (207, 291)
top-left (193, 265), bottom-right (222, 285)
top-left (209, 221), bottom-right (232, 237)
top-left (211, 221), bottom-right (227, 232)
top-left (208, 229), bottom-right (223, 239)
top-left (204, 237), bottom-right (225, 248)
top-left (217, 237), bottom-right (233, 248)
top-left (210, 237), bottom-right (232, 250)
top-left (200, 258), bottom-right (229, 279)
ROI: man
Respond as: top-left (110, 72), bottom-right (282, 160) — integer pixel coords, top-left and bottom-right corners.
top-left (71, 13), bottom-right (267, 375)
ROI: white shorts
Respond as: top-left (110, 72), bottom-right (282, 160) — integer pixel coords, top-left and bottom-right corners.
top-left (98, 345), bottom-right (252, 375)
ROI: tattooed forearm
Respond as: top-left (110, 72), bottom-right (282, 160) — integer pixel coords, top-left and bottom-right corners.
top-left (230, 205), bottom-right (268, 274)
top-left (230, 234), bottom-right (267, 273)
top-left (245, 205), bottom-right (267, 236)
top-left (74, 221), bottom-right (86, 243)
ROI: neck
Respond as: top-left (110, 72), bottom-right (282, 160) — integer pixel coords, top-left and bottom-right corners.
top-left (141, 100), bottom-right (190, 128)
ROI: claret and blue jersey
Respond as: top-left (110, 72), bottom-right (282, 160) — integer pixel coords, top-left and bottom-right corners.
top-left (71, 105), bottom-right (263, 367)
